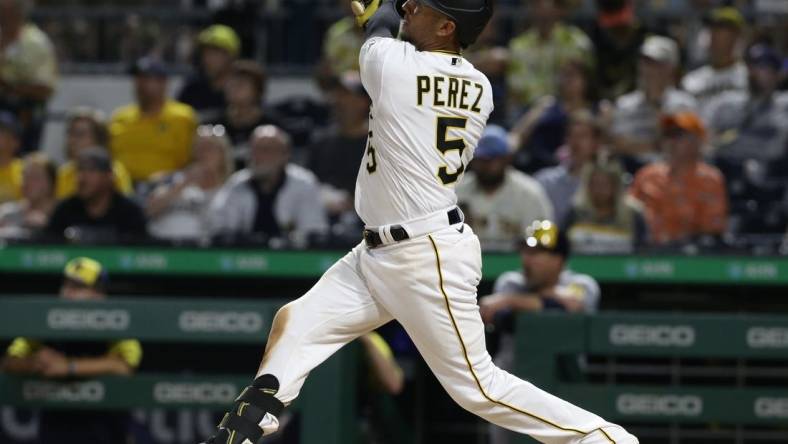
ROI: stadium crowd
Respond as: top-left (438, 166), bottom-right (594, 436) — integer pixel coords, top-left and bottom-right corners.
top-left (0, 0), bottom-right (787, 254)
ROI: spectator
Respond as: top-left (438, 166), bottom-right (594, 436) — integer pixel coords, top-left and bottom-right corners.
top-left (510, 59), bottom-right (597, 173)
top-left (629, 112), bottom-right (728, 245)
top-left (456, 125), bottom-right (554, 251)
top-left (506, 0), bottom-right (593, 109)
top-left (0, 111), bottom-right (22, 203)
top-left (321, 0), bottom-right (363, 76)
top-left (610, 35), bottom-right (697, 171)
top-left (0, 0), bottom-right (57, 153)
top-left (535, 110), bottom-right (602, 227)
top-left (177, 24), bottom-right (240, 122)
top-left (0, 152), bottom-right (55, 239)
top-left (1, 256), bottom-right (141, 444)
top-left (209, 125), bottom-right (328, 246)
top-left (565, 159), bottom-right (646, 254)
top-left (109, 57), bottom-right (197, 183)
top-left (145, 124), bottom-right (234, 241)
top-left (47, 148), bottom-right (148, 242)
top-left (308, 71), bottom-right (369, 217)
top-left (56, 107), bottom-right (133, 199)
top-left (681, 7), bottom-right (747, 120)
top-left (588, 0), bottom-right (648, 100)
top-left (209, 59), bottom-right (280, 167)
top-left (708, 44), bottom-right (788, 168)
top-left (464, 12), bottom-right (508, 125)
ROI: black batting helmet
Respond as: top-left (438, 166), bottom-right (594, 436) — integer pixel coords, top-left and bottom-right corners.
top-left (397, 0), bottom-right (494, 48)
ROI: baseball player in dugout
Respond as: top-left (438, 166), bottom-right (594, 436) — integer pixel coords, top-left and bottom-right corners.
top-left (202, 0), bottom-right (638, 443)
top-left (1, 257), bottom-right (142, 444)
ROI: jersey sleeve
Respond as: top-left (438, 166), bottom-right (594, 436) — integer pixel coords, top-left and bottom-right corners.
top-left (359, 37), bottom-right (404, 103)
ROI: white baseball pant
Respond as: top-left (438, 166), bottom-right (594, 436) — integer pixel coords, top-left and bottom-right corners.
top-left (256, 222), bottom-right (638, 444)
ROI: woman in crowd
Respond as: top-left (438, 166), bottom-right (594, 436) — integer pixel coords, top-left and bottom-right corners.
top-left (144, 124), bottom-right (234, 242)
top-left (564, 159), bottom-right (646, 253)
top-left (56, 107), bottom-right (133, 198)
top-left (509, 59), bottom-right (598, 173)
top-left (0, 153), bottom-right (57, 239)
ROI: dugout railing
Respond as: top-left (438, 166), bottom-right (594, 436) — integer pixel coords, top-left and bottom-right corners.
top-left (0, 296), bottom-right (359, 444)
top-left (514, 312), bottom-right (788, 444)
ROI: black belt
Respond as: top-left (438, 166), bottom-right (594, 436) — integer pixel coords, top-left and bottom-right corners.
top-left (363, 208), bottom-right (462, 248)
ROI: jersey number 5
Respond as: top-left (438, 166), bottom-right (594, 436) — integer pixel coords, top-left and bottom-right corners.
top-left (366, 130), bottom-right (377, 173)
top-left (436, 116), bottom-right (468, 185)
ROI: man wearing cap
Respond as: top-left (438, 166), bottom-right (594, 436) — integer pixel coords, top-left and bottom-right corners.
top-left (0, 0), bottom-right (57, 153)
top-left (0, 111), bottom-right (22, 203)
top-left (109, 57), bottom-right (198, 183)
top-left (456, 125), bottom-right (554, 251)
top-left (1, 256), bottom-right (142, 444)
top-left (178, 24), bottom-right (241, 122)
top-left (610, 35), bottom-right (697, 170)
top-left (681, 7), bottom-right (748, 120)
top-left (46, 148), bottom-right (148, 242)
top-left (479, 220), bottom-right (600, 444)
top-left (629, 111), bottom-right (728, 245)
top-left (707, 43), bottom-right (788, 166)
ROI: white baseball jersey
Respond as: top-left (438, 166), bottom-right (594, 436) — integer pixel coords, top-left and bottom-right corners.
top-left (355, 36), bottom-right (494, 227)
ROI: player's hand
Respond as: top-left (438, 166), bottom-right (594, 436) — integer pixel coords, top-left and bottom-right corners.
top-left (351, 0), bottom-right (381, 27)
top-left (479, 294), bottom-right (512, 324)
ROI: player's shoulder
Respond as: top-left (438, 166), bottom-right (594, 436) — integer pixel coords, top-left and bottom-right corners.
top-left (361, 36), bottom-right (411, 60)
top-left (494, 270), bottom-right (527, 293)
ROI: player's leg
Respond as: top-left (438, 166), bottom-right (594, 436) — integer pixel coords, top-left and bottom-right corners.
top-left (361, 227), bottom-right (638, 444)
top-left (206, 244), bottom-right (393, 443)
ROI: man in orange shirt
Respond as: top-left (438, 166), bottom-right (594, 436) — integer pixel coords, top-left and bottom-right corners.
top-left (629, 111), bottom-right (728, 245)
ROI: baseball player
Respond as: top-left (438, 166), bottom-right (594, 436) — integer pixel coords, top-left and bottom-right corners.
top-left (202, 1), bottom-right (639, 443)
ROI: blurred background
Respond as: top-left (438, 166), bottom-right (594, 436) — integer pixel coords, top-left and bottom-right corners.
top-left (0, 0), bottom-right (787, 443)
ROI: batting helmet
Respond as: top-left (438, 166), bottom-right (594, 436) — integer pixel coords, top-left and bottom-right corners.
top-left (397, 0), bottom-right (494, 48)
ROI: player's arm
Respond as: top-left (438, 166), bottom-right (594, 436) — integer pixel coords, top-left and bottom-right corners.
top-left (352, 0), bottom-right (402, 40)
top-left (360, 332), bottom-right (404, 395)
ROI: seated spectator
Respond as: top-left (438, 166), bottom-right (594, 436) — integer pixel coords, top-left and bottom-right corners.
top-left (535, 110), bottom-right (602, 227)
top-left (610, 35), bottom-right (697, 172)
top-left (0, 111), bottom-right (22, 203)
top-left (510, 59), bottom-right (597, 173)
top-left (0, 152), bottom-right (55, 239)
top-left (109, 57), bottom-right (197, 183)
top-left (0, 0), bottom-right (57, 153)
top-left (506, 0), bottom-right (592, 109)
top-left (308, 71), bottom-right (369, 217)
top-left (209, 59), bottom-right (281, 167)
top-left (456, 125), bottom-right (553, 251)
top-left (565, 159), bottom-right (646, 254)
top-left (209, 125), bottom-right (328, 247)
top-left (145, 125), bottom-right (233, 241)
top-left (56, 107), bottom-right (132, 199)
top-left (708, 44), bottom-right (788, 168)
top-left (1, 256), bottom-right (141, 444)
top-left (46, 148), bottom-right (147, 242)
top-left (681, 7), bottom-right (747, 121)
top-left (177, 24), bottom-right (240, 122)
top-left (588, 0), bottom-right (648, 100)
top-left (629, 112), bottom-right (728, 245)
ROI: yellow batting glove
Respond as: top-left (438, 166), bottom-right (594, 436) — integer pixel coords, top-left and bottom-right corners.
top-left (351, 0), bottom-right (381, 27)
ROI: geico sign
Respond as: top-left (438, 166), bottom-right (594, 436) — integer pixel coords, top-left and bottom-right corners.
top-left (23, 381), bottom-right (104, 402)
top-left (754, 397), bottom-right (788, 418)
top-left (153, 382), bottom-right (238, 404)
top-left (47, 309), bottom-right (130, 331)
top-left (609, 324), bottom-right (695, 347)
top-left (617, 394), bottom-right (702, 417)
top-left (747, 327), bottom-right (788, 349)
top-left (179, 311), bottom-right (263, 333)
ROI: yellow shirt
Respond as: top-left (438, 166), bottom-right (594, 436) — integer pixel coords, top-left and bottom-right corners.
top-left (56, 160), bottom-right (134, 199)
top-left (109, 100), bottom-right (197, 182)
top-left (0, 158), bottom-right (23, 203)
top-left (6, 337), bottom-right (143, 369)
